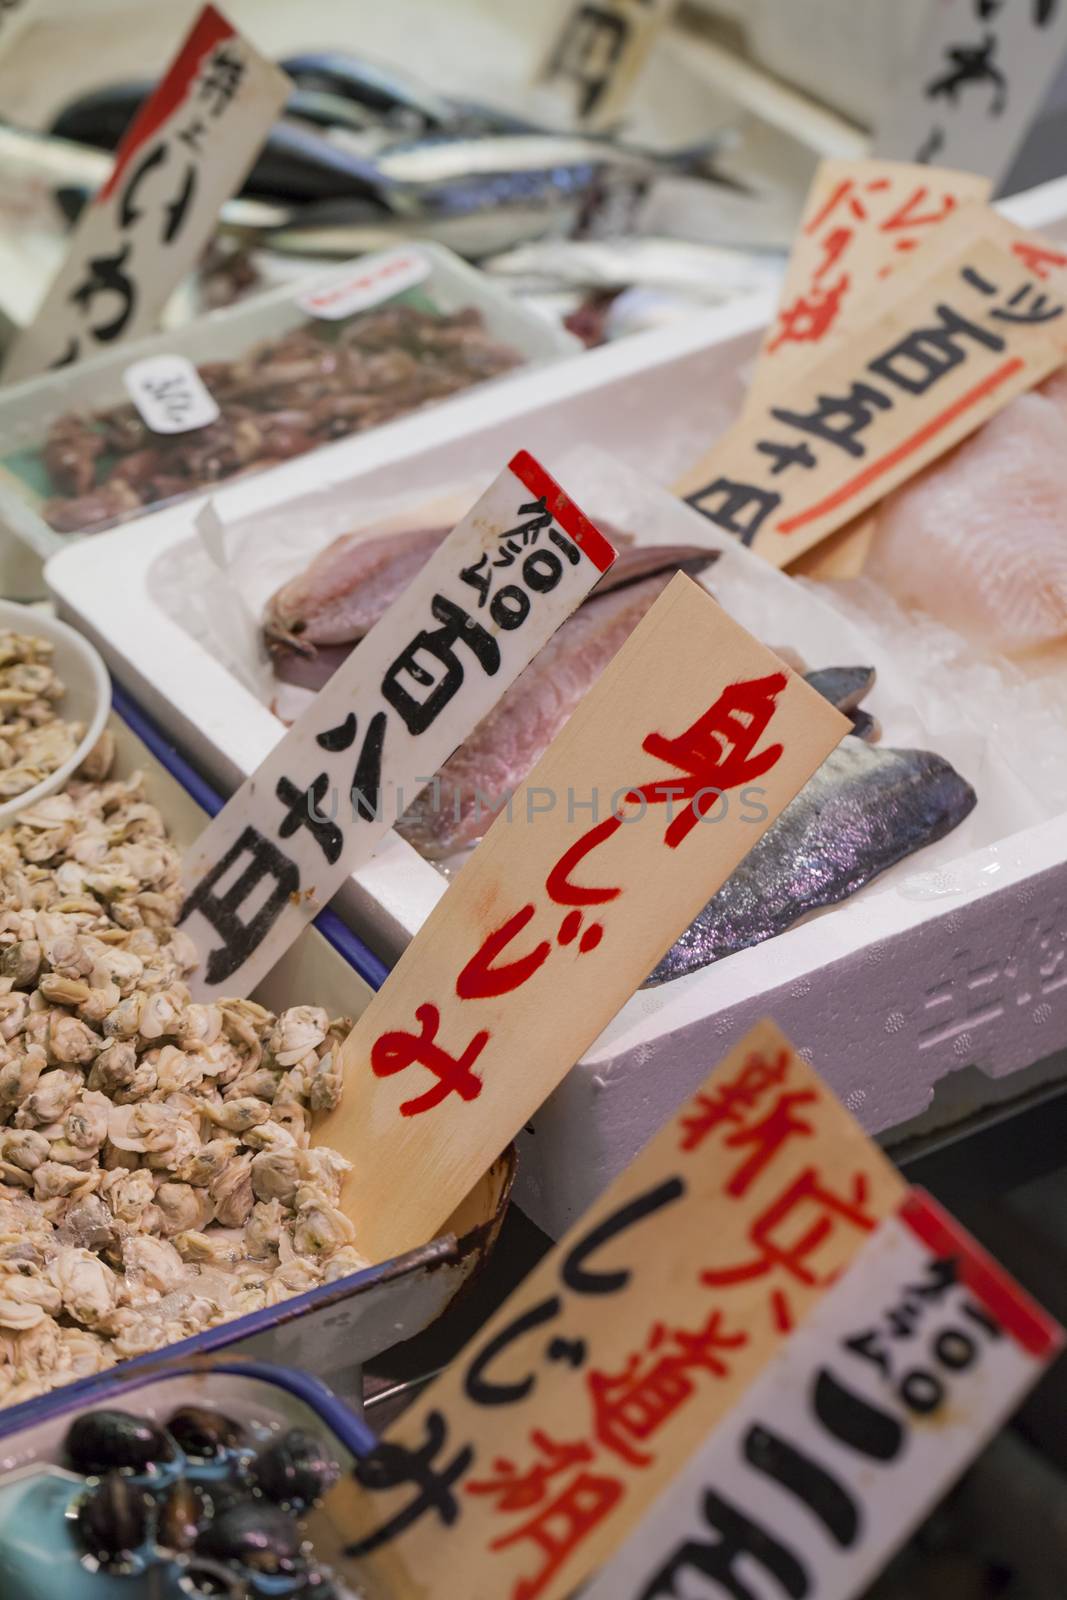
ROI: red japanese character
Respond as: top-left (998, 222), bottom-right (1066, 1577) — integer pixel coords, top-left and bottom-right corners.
top-left (805, 177), bottom-right (870, 234)
top-left (370, 1002), bottom-right (488, 1116)
top-left (701, 1166), bottom-right (878, 1333)
top-left (632, 672), bottom-right (788, 847)
top-left (1012, 238), bottom-right (1067, 281)
top-left (679, 1048), bottom-right (818, 1194)
top-left (467, 1431), bottom-right (623, 1600)
top-left (456, 904), bottom-right (551, 999)
top-left (879, 185), bottom-right (957, 239)
top-left (767, 275), bottom-right (850, 353)
top-left (813, 225), bottom-right (852, 280)
top-left (587, 1308), bottom-right (748, 1467)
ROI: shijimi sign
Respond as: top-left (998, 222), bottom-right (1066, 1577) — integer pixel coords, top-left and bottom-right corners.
top-left (338, 1021), bottom-right (907, 1599)
top-left (180, 453), bottom-right (616, 1001)
top-left (312, 585), bottom-right (848, 1263)
top-left (339, 1023), bottom-right (1060, 1600)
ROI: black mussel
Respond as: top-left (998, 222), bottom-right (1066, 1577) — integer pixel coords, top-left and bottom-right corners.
top-left (158, 1476), bottom-right (208, 1552)
top-left (167, 1404), bottom-right (249, 1459)
top-left (174, 1553), bottom-right (247, 1596)
top-left (66, 1407), bottom-right (176, 1476)
top-left (249, 1428), bottom-right (341, 1512)
top-left (195, 1499), bottom-right (306, 1575)
top-left (74, 1471), bottom-right (152, 1567)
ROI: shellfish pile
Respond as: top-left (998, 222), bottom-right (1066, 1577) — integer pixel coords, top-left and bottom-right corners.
top-left (0, 631), bottom-right (84, 803)
top-left (0, 733), bottom-right (368, 1408)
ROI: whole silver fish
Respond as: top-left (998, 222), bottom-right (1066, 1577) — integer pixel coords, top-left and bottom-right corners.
top-left (647, 737), bottom-right (977, 984)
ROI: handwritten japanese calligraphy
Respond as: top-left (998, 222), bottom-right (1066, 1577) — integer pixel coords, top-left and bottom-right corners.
top-left (3, 6), bottom-right (290, 382)
top-left (338, 1021), bottom-right (906, 1600)
top-left (538, 0), bottom-right (681, 128)
top-left (875, 0), bottom-right (1067, 186)
top-left (180, 452), bottom-right (615, 1001)
top-left (675, 207), bottom-right (1067, 568)
top-left (585, 1192), bottom-right (1061, 1600)
top-left (314, 584), bottom-right (848, 1261)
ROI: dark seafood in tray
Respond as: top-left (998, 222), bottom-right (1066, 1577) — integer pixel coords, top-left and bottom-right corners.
top-left (37, 304), bottom-right (522, 537)
top-left (55, 1403), bottom-right (353, 1596)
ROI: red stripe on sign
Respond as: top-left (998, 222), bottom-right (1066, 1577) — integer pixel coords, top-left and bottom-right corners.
top-left (509, 450), bottom-right (617, 573)
top-left (901, 1189), bottom-right (1064, 1360)
top-left (98, 5), bottom-right (235, 203)
top-left (775, 356), bottom-right (1026, 535)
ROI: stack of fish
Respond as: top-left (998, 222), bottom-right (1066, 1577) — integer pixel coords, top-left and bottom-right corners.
top-left (263, 525), bottom-right (977, 985)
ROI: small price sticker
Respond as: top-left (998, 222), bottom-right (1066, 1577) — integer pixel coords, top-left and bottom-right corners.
top-left (124, 354), bottom-right (220, 434)
top-left (297, 248), bottom-right (431, 321)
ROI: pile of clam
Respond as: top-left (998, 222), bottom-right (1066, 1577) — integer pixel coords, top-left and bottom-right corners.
top-left (66, 1403), bottom-right (357, 1596)
top-left (0, 730), bottom-right (368, 1408)
top-left (0, 631), bottom-right (84, 802)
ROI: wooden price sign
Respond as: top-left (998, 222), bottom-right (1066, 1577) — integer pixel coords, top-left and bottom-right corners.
top-left (3, 5), bottom-right (290, 383)
top-left (587, 1189), bottom-right (1062, 1600)
top-left (313, 578), bottom-right (848, 1263)
top-left (674, 204), bottom-right (1067, 570)
top-left (336, 1020), bottom-right (907, 1600)
top-left (874, 0), bottom-right (1067, 188)
top-left (537, 0), bottom-right (680, 128)
top-left (180, 453), bottom-right (616, 1002)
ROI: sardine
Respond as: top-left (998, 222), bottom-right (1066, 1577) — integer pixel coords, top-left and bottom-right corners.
top-left (482, 237), bottom-right (784, 299)
top-left (802, 666), bottom-right (876, 714)
top-left (280, 50), bottom-right (459, 130)
top-left (646, 738), bottom-right (977, 984)
top-left (397, 558), bottom-right (714, 858)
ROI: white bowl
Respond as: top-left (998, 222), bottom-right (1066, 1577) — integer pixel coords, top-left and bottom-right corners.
top-left (0, 600), bottom-right (110, 827)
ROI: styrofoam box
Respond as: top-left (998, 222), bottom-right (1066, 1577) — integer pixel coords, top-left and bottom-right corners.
top-left (48, 177), bottom-right (1067, 1239)
top-left (0, 240), bottom-right (579, 600)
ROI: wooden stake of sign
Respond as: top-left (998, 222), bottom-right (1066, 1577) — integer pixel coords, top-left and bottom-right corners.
top-left (180, 452), bottom-right (616, 1003)
top-left (586, 1190), bottom-right (1063, 1600)
top-left (537, 0), bottom-right (680, 128)
top-left (675, 206), bottom-right (1067, 570)
top-left (334, 1020), bottom-right (906, 1600)
top-left (3, 5), bottom-right (291, 383)
top-left (313, 576), bottom-right (848, 1260)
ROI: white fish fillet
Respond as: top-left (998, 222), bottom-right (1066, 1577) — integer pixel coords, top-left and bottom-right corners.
top-left (867, 374), bottom-right (1067, 656)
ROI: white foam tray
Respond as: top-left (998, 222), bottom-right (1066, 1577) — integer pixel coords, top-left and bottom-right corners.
top-left (47, 176), bottom-right (1067, 1238)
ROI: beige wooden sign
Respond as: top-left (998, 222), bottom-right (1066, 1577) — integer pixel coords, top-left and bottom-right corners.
top-left (538, 0), bottom-right (680, 128)
top-left (675, 207), bottom-right (1067, 569)
top-left (313, 576), bottom-right (848, 1261)
top-left (339, 1019), bottom-right (906, 1600)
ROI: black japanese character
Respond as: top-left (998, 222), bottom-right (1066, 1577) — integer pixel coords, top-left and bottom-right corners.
top-left (69, 243), bottom-right (136, 343)
top-left (638, 1490), bottom-right (810, 1600)
top-left (916, 125), bottom-right (946, 164)
top-left (547, 4), bottom-right (629, 117)
top-left (1036, 0), bottom-right (1058, 20)
top-left (684, 477), bottom-right (780, 546)
top-left (989, 282), bottom-right (1065, 324)
top-left (500, 495), bottom-right (555, 547)
top-left (275, 773), bottom-right (343, 865)
top-left (867, 300), bottom-right (1003, 394)
top-left (162, 163), bottom-right (196, 244)
top-left (562, 1178), bottom-right (686, 1295)
top-left (346, 1411), bottom-right (472, 1555)
top-left (926, 33), bottom-right (1007, 115)
top-left (745, 1425), bottom-right (859, 1546)
top-left (118, 141), bottom-right (197, 246)
top-left (313, 708), bottom-right (388, 821)
top-left (48, 336), bottom-right (81, 370)
top-left (464, 1296), bottom-right (564, 1407)
top-left (180, 826), bottom-right (298, 985)
top-left (177, 117), bottom-right (207, 155)
top-left (460, 553), bottom-right (492, 607)
top-left (814, 1367), bottom-right (906, 1461)
top-left (756, 437), bottom-right (817, 475)
top-left (772, 382), bottom-right (892, 458)
top-left (199, 44), bottom-right (246, 115)
top-left (382, 595), bottom-right (500, 735)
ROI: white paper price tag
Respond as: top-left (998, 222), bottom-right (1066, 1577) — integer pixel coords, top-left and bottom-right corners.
top-left (297, 248), bottom-right (431, 320)
top-left (586, 1190), bottom-right (1062, 1600)
top-left (180, 451), bottom-right (616, 1002)
top-left (124, 354), bottom-right (220, 434)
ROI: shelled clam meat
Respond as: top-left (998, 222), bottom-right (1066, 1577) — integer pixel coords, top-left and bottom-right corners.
top-left (0, 733), bottom-right (368, 1409)
top-left (0, 631), bottom-right (84, 802)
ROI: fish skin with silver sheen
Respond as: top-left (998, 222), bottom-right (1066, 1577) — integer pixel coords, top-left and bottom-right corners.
top-left (396, 554), bottom-right (718, 859)
top-left (647, 737), bottom-right (977, 985)
top-left (804, 666), bottom-right (876, 715)
top-left (482, 236), bottom-right (785, 299)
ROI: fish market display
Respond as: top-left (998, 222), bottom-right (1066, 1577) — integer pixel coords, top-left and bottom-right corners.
top-left (36, 307), bottom-right (521, 537)
top-left (865, 370), bottom-right (1067, 657)
top-left (649, 735), bottom-right (977, 984)
top-left (0, 631), bottom-right (83, 801)
top-left (50, 1403), bottom-right (354, 1596)
top-left (0, 737), bottom-right (378, 1410)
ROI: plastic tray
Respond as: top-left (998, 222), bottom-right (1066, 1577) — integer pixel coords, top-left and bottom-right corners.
top-left (0, 240), bottom-right (579, 599)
